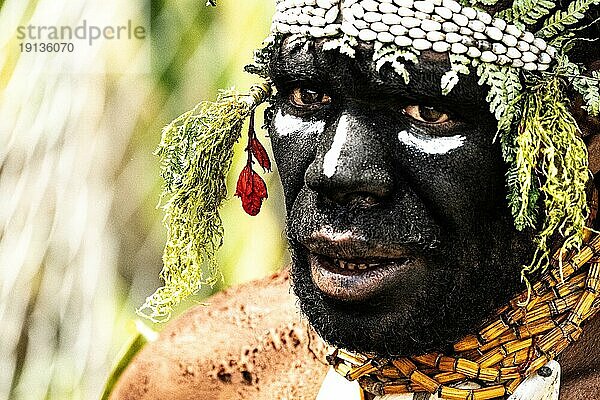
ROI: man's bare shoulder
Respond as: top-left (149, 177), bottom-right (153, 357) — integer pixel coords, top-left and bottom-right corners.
top-left (110, 270), bottom-right (329, 400)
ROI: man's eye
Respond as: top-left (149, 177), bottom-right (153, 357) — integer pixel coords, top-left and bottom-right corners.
top-left (289, 87), bottom-right (332, 108)
top-left (404, 105), bottom-right (450, 124)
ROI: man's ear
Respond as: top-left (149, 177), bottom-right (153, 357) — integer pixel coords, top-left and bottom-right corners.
top-left (581, 98), bottom-right (600, 175)
top-left (586, 129), bottom-right (600, 176)
top-left (573, 60), bottom-right (600, 175)
top-left (573, 61), bottom-right (600, 227)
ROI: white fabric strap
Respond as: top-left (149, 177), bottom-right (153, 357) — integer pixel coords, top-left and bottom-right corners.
top-left (507, 360), bottom-right (560, 400)
top-left (316, 367), bottom-right (364, 400)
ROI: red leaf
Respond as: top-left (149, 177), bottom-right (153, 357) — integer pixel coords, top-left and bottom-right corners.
top-left (235, 164), bottom-right (268, 216)
top-left (252, 170), bottom-right (268, 199)
top-left (250, 138), bottom-right (271, 172)
top-left (235, 165), bottom-right (253, 197)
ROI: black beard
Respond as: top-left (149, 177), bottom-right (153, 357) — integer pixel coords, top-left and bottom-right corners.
top-left (289, 224), bottom-right (532, 357)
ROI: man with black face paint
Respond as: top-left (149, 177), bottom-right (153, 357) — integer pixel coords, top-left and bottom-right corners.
top-left (109, 1), bottom-right (600, 399)
top-left (269, 39), bottom-right (532, 358)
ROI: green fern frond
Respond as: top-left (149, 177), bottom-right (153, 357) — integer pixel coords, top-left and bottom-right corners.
top-left (497, 8), bottom-right (515, 20)
top-left (498, 0), bottom-right (556, 26)
top-left (138, 84), bottom-right (271, 322)
top-left (323, 34), bottom-right (358, 58)
top-left (373, 43), bottom-right (420, 85)
top-left (477, 63), bottom-right (556, 232)
top-left (549, 32), bottom-right (577, 50)
top-left (573, 70), bottom-right (600, 117)
top-left (450, 54), bottom-right (471, 76)
top-left (392, 63), bottom-right (411, 85)
top-left (477, 64), bottom-right (523, 134)
top-left (471, 0), bottom-right (502, 6)
top-left (441, 54), bottom-right (471, 95)
top-left (441, 71), bottom-right (460, 95)
top-left (477, 63), bottom-right (505, 120)
top-left (538, 0), bottom-right (600, 38)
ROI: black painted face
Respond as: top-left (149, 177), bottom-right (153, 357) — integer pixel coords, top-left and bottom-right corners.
top-left (267, 39), bottom-right (536, 357)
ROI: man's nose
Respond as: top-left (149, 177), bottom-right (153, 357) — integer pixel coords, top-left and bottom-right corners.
top-left (305, 111), bottom-right (395, 207)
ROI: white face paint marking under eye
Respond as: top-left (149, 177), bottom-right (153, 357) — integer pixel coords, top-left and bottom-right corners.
top-left (323, 115), bottom-right (349, 178)
top-left (274, 110), bottom-right (326, 137)
top-left (397, 130), bottom-right (465, 154)
top-left (311, 226), bottom-right (367, 243)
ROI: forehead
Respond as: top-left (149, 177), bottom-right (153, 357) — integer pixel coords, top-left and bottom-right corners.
top-left (267, 0), bottom-right (556, 111)
top-left (270, 38), bottom-right (490, 111)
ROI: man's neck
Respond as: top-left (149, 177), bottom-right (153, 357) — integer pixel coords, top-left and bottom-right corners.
top-left (559, 314), bottom-right (600, 399)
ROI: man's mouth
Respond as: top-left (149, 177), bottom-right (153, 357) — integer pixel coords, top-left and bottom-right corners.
top-left (300, 227), bottom-right (423, 301)
top-left (308, 253), bottom-right (415, 301)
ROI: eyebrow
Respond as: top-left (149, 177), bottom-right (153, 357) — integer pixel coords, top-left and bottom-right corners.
top-left (270, 40), bottom-right (322, 85)
top-left (269, 39), bottom-right (489, 111)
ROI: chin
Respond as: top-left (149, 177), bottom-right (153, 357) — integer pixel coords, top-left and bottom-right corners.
top-left (289, 231), bottom-right (528, 357)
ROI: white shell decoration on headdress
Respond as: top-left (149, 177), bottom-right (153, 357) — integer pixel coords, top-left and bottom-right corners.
top-left (271, 0), bottom-right (556, 70)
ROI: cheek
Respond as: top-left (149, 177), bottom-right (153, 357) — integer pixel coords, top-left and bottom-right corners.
top-left (395, 126), bottom-right (506, 230)
top-left (269, 108), bottom-right (326, 203)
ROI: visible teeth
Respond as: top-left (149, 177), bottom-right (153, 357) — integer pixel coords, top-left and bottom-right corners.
top-left (334, 259), bottom-right (388, 270)
top-left (333, 259), bottom-right (387, 270)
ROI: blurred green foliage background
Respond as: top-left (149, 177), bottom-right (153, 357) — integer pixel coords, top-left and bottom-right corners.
top-left (0, 0), bottom-right (286, 398)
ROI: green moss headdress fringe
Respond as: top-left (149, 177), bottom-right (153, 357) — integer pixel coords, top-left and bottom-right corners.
top-left (506, 68), bottom-right (590, 285)
top-left (480, 56), bottom-right (595, 291)
top-left (137, 83), bottom-right (271, 322)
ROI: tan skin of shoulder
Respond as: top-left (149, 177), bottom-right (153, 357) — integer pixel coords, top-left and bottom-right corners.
top-left (110, 271), bottom-right (329, 400)
top-left (110, 270), bottom-right (600, 400)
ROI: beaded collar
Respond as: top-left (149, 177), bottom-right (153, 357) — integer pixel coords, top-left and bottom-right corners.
top-left (316, 360), bottom-right (561, 399)
top-left (326, 227), bottom-right (600, 399)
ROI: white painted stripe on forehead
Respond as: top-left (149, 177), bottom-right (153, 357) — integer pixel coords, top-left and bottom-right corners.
top-left (323, 114), bottom-right (349, 177)
top-left (397, 129), bottom-right (464, 154)
top-left (274, 109), bottom-right (326, 137)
